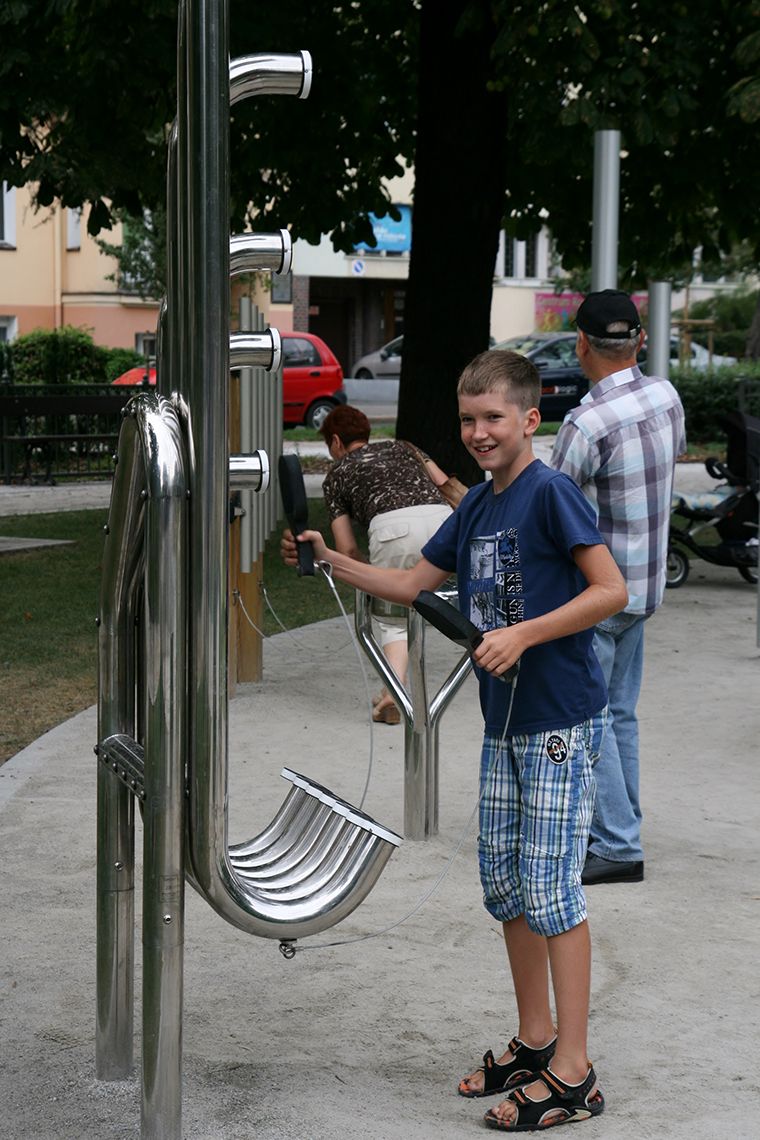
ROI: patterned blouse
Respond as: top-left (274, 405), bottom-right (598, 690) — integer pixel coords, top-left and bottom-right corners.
top-left (322, 439), bottom-right (449, 529)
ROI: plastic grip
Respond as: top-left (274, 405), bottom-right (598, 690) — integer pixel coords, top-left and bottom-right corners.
top-left (412, 590), bottom-right (483, 649)
top-left (412, 590), bottom-right (518, 682)
top-left (278, 454), bottom-right (315, 576)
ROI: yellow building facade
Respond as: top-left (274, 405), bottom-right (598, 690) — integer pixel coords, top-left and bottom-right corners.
top-left (0, 182), bottom-right (160, 354)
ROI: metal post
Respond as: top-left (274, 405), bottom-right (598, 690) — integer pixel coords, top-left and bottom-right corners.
top-left (404, 607), bottom-right (430, 838)
top-left (96, 415), bottom-right (145, 1080)
top-left (591, 130), bottom-right (620, 292)
top-left (239, 295), bottom-right (254, 573)
top-left (354, 592), bottom-right (473, 839)
top-left (647, 281), bottom-right (672, 379)
top-left (140, 405), bottom-right (187, 1140)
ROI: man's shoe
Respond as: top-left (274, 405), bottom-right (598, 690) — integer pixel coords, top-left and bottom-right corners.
top-left (582, 854), bottom-right (644, 885)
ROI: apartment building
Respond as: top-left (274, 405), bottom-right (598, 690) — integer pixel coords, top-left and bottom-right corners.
top-left (0, 182), bottom-right (160, 357)
top-left (1, 172), bottom-right (558, 376)
top-left (4, 175), bottom-right (726, 377)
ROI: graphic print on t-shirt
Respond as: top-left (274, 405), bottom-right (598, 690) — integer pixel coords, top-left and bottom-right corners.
top-left (468, 529), bottom-right (525, 631)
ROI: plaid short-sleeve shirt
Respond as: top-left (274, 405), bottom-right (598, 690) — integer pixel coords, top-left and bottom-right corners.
top-left (550, 365), bottom-right (686, 615)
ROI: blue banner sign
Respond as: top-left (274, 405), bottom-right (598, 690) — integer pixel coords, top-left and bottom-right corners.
top-left (354, 205), bottom-right (412, 253)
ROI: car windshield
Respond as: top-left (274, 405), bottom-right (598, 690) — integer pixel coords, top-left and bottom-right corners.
top-left (495, 336), bottom-right (545, 355)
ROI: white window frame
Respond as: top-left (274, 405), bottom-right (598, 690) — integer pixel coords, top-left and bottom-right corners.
top-left (1, 182), bottom-right (16, 246)
top-left (67, 207), bottom-right (82, 250)
top-left (0, 316), bottom-right (18, 342)
top-left (497, 228), bottom-right (551, 283)
top-left (135, 332), bottom-right (157, 360)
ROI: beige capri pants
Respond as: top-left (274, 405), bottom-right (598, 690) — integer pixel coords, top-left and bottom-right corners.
top-left (367, 503), bottom-right (453, 646)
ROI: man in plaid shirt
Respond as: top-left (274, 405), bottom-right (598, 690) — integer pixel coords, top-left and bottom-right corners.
top-left (551, 290), bottom-right (685, 885)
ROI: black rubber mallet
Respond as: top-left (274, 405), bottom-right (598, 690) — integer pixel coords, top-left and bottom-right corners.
top-left (412, 590), bottom-right (518, 682)
top-left (278, 454), bottom-right (315, 576)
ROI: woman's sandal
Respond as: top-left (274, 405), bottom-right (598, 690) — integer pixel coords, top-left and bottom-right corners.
top-left (483, 1064), bottom-right (604, 1131)
top-left (372, 701), bottom-right (401, 725)
top-left (457, 1036), bottom-right (557, 1099)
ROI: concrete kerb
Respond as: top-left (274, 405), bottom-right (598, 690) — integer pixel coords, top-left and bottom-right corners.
top-left (1, 555), bottom-right (759, 1137)
top-left (0, 435), bottom-right (722, 520)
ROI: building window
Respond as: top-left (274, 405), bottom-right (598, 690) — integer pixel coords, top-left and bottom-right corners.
top-left (67, 207), bottom-right (82, 250)
top-left (1, 183), bottom-right (16, 247)
top-left (135, 332), bottom-right (157, 360)
top-left (524, 232), bottom-right (537, 278)
top-left (500, 229), bottom-right (545, 281)
top-left (271, 272), bottom-right (293, 304)
top-left (503, 237), bottom-right (515, 278)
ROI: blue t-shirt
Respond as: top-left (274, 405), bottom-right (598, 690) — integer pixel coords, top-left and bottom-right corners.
top-left (422, 459), bottom-right (608, 736)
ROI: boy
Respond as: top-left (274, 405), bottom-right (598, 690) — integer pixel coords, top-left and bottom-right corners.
top-left (282, 350), bottom-right (627, 1131)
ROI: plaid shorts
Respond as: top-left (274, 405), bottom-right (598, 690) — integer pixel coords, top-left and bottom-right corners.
top-left (478, 711), bottom-right (606, 937)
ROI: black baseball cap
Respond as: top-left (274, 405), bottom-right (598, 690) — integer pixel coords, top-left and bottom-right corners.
top-left (575, 290), bottom-right (641, 339)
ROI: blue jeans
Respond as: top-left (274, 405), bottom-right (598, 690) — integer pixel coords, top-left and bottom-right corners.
top-left (590, 612), bottom-right (648, 863)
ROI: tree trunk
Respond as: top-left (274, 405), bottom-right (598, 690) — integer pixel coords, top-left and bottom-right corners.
top-left (396, 0), bottom-right (508, 483)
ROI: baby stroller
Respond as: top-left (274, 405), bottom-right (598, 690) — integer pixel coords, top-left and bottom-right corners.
top-left (667, 410), bottom-right (760, 588)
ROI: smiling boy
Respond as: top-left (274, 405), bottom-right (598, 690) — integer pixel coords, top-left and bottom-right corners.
top-left (282, 349), bottom-right (627, 1131)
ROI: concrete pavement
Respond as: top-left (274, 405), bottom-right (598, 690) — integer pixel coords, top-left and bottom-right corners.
top-left (1, 442), bottom-right (759, 1138)
top-left (0, 435), bottom-right (719, 523)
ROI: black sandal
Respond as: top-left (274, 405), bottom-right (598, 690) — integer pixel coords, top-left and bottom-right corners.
top-left (457, 1036), bottom-right (557, 1099)
top-left (483, 1064), bottom-right (604, 1131)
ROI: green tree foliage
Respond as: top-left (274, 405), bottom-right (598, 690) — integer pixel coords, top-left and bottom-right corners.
top-left (96, 206), bottom-right (168, 300)
top-left (671, 364), bottom-right (760, 440)
top-left (683, 287), bottom-right (760, 357)
top-left (0, 0), bottom-right (416, 247)
top-left (7, 327), bottom-right (137, 383)
top-left (103, 347), bottom-right (144, 381)
top-left (10, 326), bottom-right (108, 384)
top-left (488, 0), bottom-right (760, 284)
top-left (3, 2), bottom-right (760, 464)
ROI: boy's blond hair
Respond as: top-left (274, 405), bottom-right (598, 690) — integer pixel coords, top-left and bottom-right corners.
top-left (457, 350), bottom-right (541, 413)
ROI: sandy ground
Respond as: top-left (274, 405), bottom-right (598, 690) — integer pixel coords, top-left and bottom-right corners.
top-left (1, 552), bottom-right (759, 1139)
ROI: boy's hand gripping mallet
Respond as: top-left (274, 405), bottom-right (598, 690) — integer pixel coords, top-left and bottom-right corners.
top-left (278, 454), bottom-right (315, 576)
top-left (412, 590), bottom-right (519, 682)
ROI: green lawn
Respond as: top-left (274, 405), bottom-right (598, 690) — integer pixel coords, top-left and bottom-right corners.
top-left (0, 421), bottom-right (715, 763)
top-left (0, 510), bottom-right (106, 761)
top-left (0, 500), bottom-right (360, 764)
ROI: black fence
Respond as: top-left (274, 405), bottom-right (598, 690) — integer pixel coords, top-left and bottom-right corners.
top-left (0, 384), bottom-right (147, 484)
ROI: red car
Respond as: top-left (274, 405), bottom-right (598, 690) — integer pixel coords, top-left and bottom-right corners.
top-left (112, 331), bottom-right (346, 430)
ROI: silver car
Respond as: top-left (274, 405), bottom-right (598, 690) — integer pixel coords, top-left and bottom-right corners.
top-left (351, 335), bottom-right (403, 378)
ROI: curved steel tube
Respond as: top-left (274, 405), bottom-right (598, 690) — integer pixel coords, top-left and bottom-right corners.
top-left (230, 329), bottom-right (282, 373)
top-left (173, 36), bottom-right (400, 940)
top-left (99, 18), bottom-right (402, 1137)
top-left (229, 51), bottom-right (312, 105)
top-left (229, 451), bottom-right (269, 493)
top-left (230, 230), bottom-right (292, 277)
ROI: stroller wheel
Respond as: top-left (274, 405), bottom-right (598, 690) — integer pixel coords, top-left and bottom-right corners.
top-left (739, 566), bottom-right (759, 585)
top-left (666, 547), bottom-right (689, 588)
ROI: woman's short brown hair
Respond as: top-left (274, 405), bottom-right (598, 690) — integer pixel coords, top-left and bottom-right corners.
top-left (319, 404), bottom-right (372, 446)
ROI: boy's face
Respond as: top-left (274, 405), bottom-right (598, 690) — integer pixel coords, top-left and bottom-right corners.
top-left (458, 390), bottom-right (539, 492)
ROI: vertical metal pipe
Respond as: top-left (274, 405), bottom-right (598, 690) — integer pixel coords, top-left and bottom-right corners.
top-left (591, 130), bottom-right (620, 292)
top-left (404, 607), bottom-right (430, 839)
top-left (239, 295), bottom-right (253, 573)
top-left (355, 593), bottom-right (474, 839)
top-left (140, 408), bottom-right (187, 1140)
top-left (96, 415), bottom-right (145, 1080)
top-left (181, 0), bottom-right (232, 896)
top-left (647, 281), bottom-right (672, 379)
top-left (161, 121), bottom-right (179, 401)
